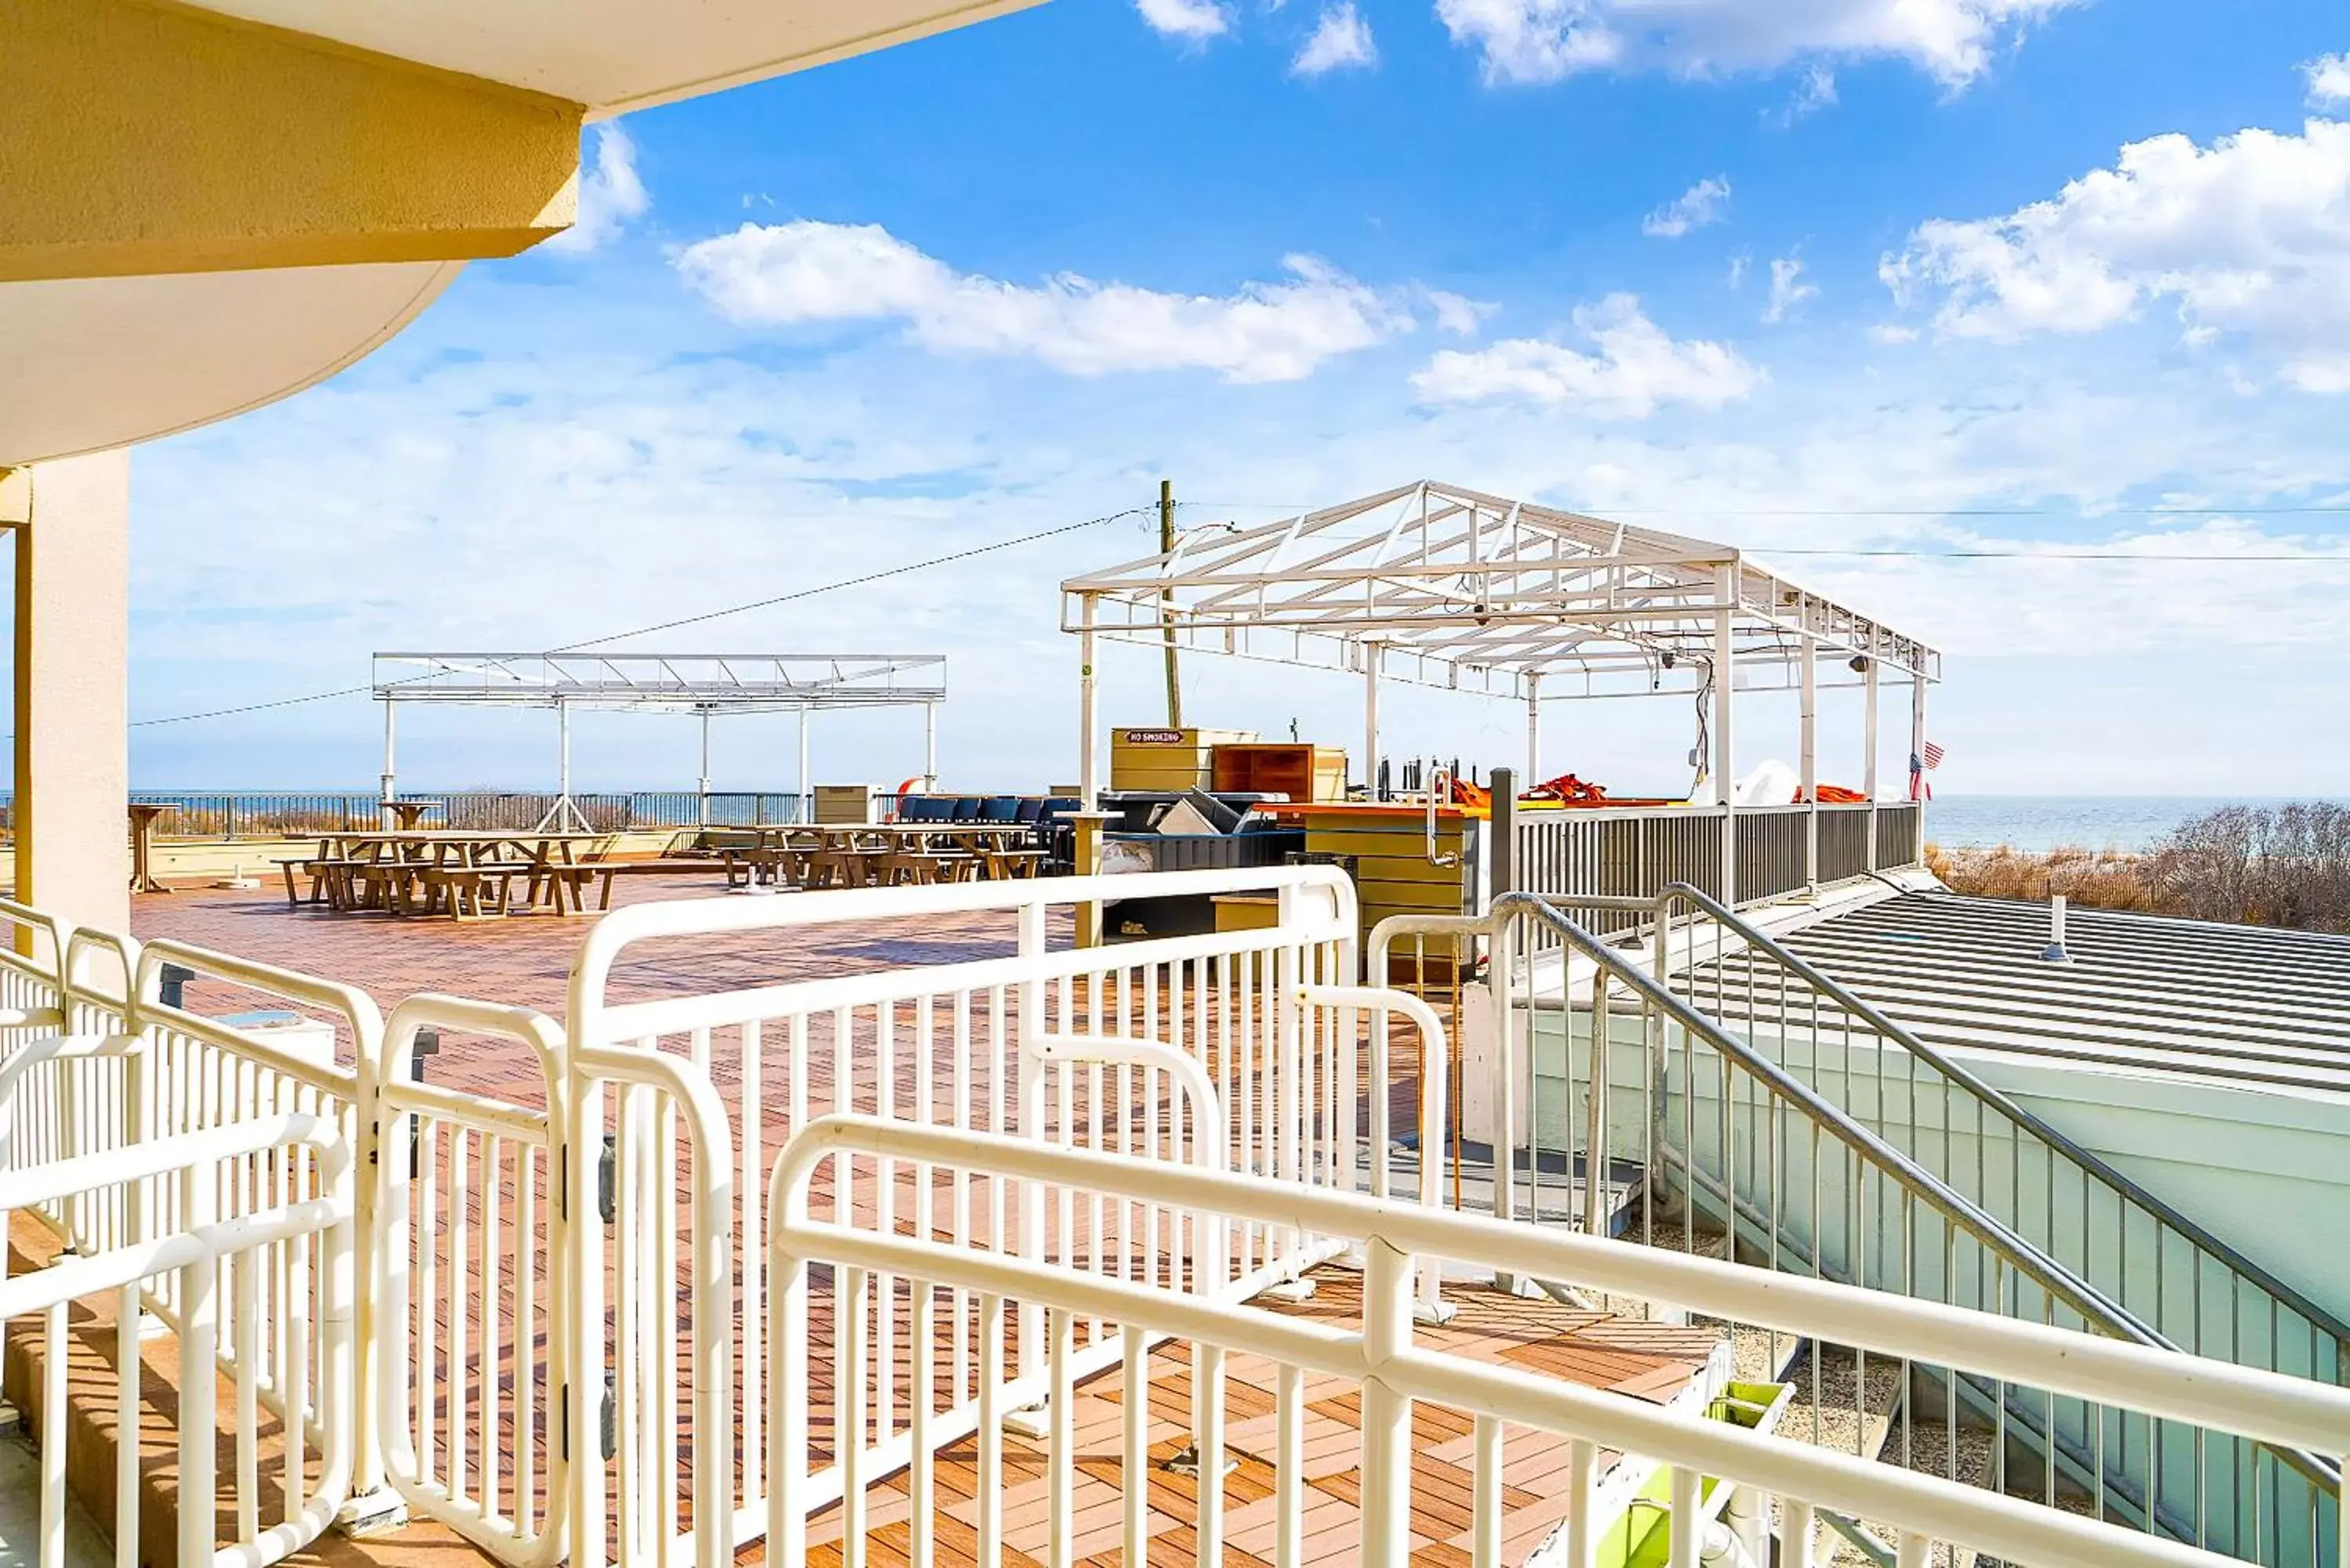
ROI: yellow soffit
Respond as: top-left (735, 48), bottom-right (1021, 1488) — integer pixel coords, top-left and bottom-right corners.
top-left (0, 0), bottom-right (587, 284)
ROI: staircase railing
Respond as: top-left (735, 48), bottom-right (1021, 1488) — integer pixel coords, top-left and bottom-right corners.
top-left (1377, 892), bottom-right (2344, 1564)
top-left (1651, 879), bottom-right (2350, 1372)
top-left (1644, 880), bottom-right (2350, 1558)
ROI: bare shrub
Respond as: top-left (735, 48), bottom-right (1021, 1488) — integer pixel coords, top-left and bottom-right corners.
top-left (2143, 802), bottom-right (2350, 931)
top-left (1929, 803), bottom-right (2350, 933)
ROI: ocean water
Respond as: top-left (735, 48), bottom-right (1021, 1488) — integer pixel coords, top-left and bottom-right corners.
top-left (1923, 796), bottom-right (2348, 854)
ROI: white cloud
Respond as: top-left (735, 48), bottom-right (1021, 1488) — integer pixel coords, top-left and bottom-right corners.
top-left (2305, 52), bottom-right (2350, 107)
top-left (1764, 256), bottom-right (1818, 323)
top-left (1772, 63), bottom-right (1840, 125)
top-left (1411, 294), bottom-right (1762, 414)
top-left (1433, 0), bottom-right (2075, 88)
top-left (1423, 288), bottom-right (1497, 334)
top-left (674, 220), bottom-right (1419, 382)
top-left (1292, 2), bottom-right (1378, 74)
top-left (1727, 251), bottom-right (1752, 289)
top-left (1880, 117), bottom-right (2350, 391)
top-left (544, 125), bottom-right (649, 254)
top-left (1136, 0), bottom-right (1231, 39)
top-left (1869, 323), bottom-right (1920, 344)
top-left (1643, 176), bottom-right (1732, 238)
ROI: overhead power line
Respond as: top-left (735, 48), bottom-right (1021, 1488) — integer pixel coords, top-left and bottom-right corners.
top-left (552, 504), bottom-right (1155, 652)
top-left (1177, 500), bottom-right (2350, 518)
top-left (128, 502), bottom-right (1155, 729)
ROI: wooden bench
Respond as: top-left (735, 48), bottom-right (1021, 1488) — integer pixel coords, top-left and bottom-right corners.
top-left (278, 857), bottom-right (356, 909)
top-left (419, 861), bottom-right (533, 920)
top-left (882, 851), bottom-right (982, 887)
top-left (980, 847), bottom-right (1049, 881)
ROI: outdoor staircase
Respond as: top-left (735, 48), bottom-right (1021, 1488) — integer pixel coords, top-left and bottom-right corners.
top-left (1479, 888), bottom-right (2350, 1566)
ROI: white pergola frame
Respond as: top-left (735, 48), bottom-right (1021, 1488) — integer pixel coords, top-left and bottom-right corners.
top-left (1061, 481), bottom-right (1942, 898)
top-left (371, 652), bottom-right (948, 830)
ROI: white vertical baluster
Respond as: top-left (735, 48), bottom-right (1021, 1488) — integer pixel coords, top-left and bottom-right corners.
top-left (909, 1280), bottom-right (935, 1568)
top-left (1564, 1439), bottom-right (1598, 1568)
top-left (841, 1265), bottom-right (869, 1568)
top-left (1359, 1237), bottom-right (1412, 1568)
top-left (1276, 1363), bottom-right (1304, 1568)
top-left (1780, 1498), bottom-right (1816, 1568)
top-left (1048, 1306), bottom-right (1074, 1568)
top-left (1670, 1467), bottom-right (1701, 1568)
top-left (1471, 1414), bottom-right (1502, 1568)
top-left (740, 1019), bottom-right (762, 1516)
top-left (976, 1293), bottom-right (1004, 1567)
top-left (1123, 1327), bottom-right (1150, 1566)
top-left (41, 1303), bottom-right (67, 1568)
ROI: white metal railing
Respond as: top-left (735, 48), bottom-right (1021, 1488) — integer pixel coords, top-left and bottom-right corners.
top-left (556, 865), bottom-right (1421, 1568)
top-left (1388, 890), bottom-right (2348, 1564)
top-left (0, 899), bottom-right (395, 1557)
top-left (0, 1100), bottom-right (354, 1568)
top-left (374, 994), bottom-right (571, 1565)
top-left (770, 1115), bottom-right (2350, 1568)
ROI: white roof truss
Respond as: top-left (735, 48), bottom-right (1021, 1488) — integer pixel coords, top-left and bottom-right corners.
top-left (1062, 481), bottom-right (1939, 701)
top-left (373, 652), bottom-right (946, 714)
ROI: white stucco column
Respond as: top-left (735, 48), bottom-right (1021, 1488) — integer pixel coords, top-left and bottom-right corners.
top-left (6, 450), bottom-right (132, 935)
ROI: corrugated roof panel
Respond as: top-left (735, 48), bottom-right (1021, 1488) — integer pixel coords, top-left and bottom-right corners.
top-left (1687, 892), bottom-right (2350, 1095)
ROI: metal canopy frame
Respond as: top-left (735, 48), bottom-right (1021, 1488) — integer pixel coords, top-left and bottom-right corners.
top-left (371, 652), bottom-right (948, 831)
top-left (1059, 483), bottom-right (1943, 904)
top-left (1061, 481), bottom-right (1938, 701)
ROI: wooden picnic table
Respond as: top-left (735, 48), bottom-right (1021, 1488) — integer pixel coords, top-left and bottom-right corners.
top-left (128, 803), bottom-right (177, 893)
top-left (732, 822), bottom-right (1044, 888)
top-left (287, 829), bottom-right (614, 917)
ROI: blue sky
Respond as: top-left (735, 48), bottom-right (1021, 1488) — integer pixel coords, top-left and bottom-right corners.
top-left (128, 0), bottom-right (2350, 797)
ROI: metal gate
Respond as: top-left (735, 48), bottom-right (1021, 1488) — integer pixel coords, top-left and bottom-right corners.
top-left (374, 994), bottom-right (573, 1566)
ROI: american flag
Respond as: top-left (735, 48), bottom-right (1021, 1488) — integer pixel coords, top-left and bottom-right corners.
top-left (1922, 740), bottom-right (1946, 770)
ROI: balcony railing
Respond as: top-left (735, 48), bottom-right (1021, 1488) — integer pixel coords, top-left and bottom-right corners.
top-left (107, 789), bottom-right (812, 838)
top-left (1512, 800), bottom-right (1923, 925)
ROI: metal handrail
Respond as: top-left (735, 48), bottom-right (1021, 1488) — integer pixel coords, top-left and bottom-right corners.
top-left (771, 1115), bottom-right (2350, 1568)
top-left (1484, 890), bottom-right (2345, 1503)
top-left (1656, 880), bottom-right (2350, 1357)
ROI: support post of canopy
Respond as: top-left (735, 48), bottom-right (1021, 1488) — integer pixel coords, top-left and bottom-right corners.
top-left (380, 699), bottom-right (397, 830)
top-left (1078, 594), bottom-right (1100, 811)
top-left (1864, 639), bottom-right (1881, 870)
top-left (1799, 620), bottom-right (1818, 891)
top-left (1909, 665), bottom-right (1929, 862)
top-left (796, 709), bottom-right (810, 824)
top-left (1362, 640), bottom-right (1382, 800)
top-left (924, 700), bottom-right (938, 792)
top-left (698, 707), bottom-right (712, 827)
top-left (1524, 674), bottom-right (1541, 786)
top-left (1714, 569), bottom-right (1737, 908)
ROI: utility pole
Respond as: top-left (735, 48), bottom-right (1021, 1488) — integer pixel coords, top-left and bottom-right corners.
top-left (1159, 478), bottom-right (1184, 728)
